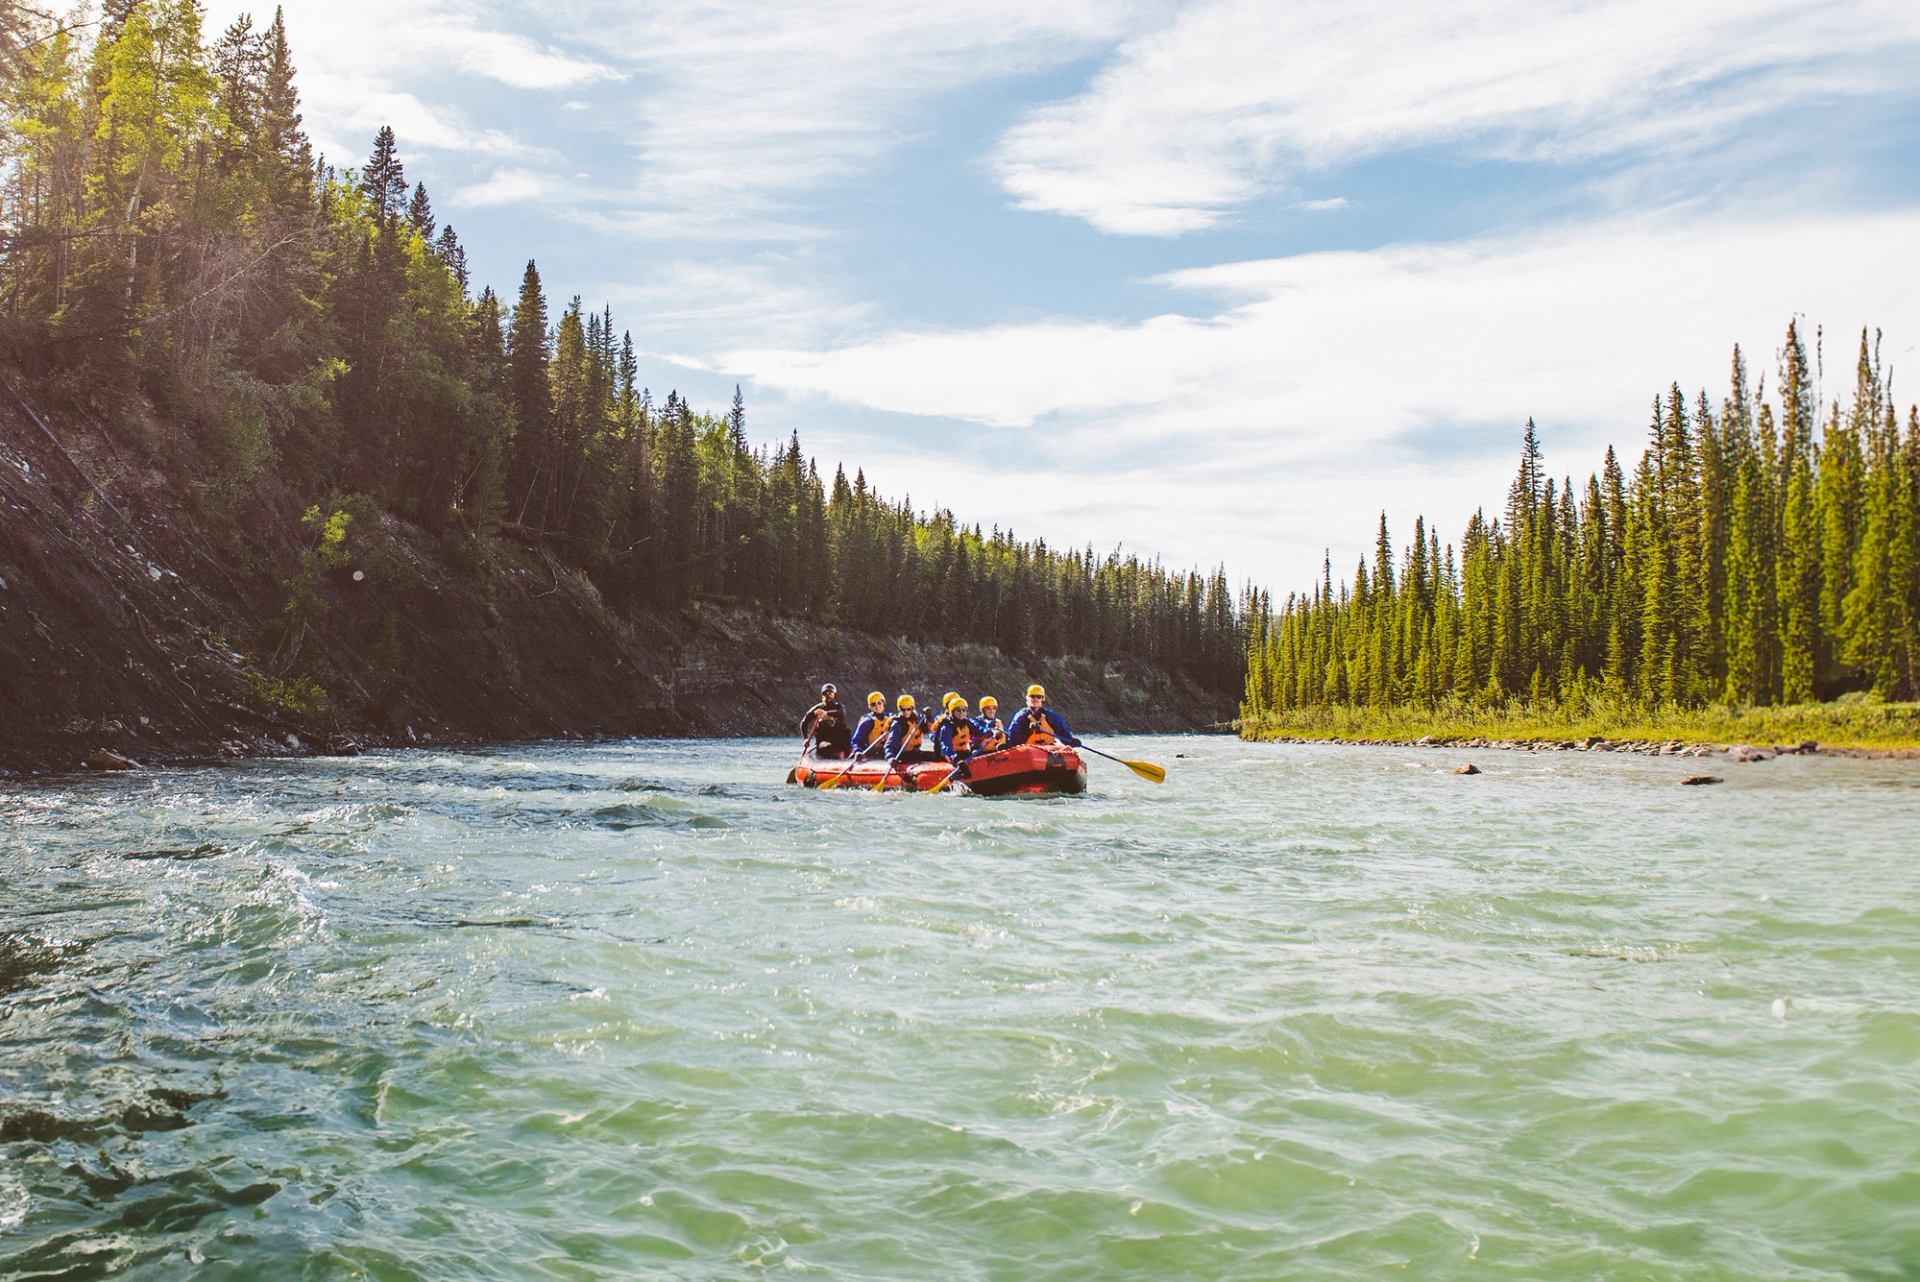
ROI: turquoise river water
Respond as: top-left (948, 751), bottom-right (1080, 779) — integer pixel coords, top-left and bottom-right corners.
top-left (3, 736), bottom-right (1919, 1280)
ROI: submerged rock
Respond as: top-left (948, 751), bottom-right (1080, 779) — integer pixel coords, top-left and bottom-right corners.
top-left (1728, 744), bottom-right (1773, 763)
top-left (1454, 763), bottom-right (1481, 776)
top-left (84, 749), bottom-right (138, 771)
top-left (1680, 774), bottom-right (1723, 786)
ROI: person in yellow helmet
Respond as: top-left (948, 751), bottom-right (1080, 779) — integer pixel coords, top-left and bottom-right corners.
top-left (972, 695), bottom-right (1007, 752)
top-left (1004, 682), bottom-right (1080, 748)
top-left (881, 694), bottom-right (927, 760)
top-left (849, 691), bottom-right (891, 756)
top-left (922, 691), bottom-right (961, 750)
top-left (934, 696), bottom-right (976, 765)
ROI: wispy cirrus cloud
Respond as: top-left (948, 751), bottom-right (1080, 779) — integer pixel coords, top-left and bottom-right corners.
top-left (606, 259), bottom-right (876, 354)
top-left (558, 0), bottom-right (1155, 219)
top-left (994, 0), bottom-right (1920, 235)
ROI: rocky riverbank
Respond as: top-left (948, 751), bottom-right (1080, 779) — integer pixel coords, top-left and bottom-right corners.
top-left (0, 380), bottom-right (1231, 776)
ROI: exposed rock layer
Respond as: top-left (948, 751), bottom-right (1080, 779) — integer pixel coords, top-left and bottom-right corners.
top-left (0, 382), bottom-right (1230, 774)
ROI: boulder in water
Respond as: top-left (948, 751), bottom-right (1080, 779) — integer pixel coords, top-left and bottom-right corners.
top-left (1680, 774), bottom-right (1723, 786)
top-left (1454, 763), bottom-right (1481, 776)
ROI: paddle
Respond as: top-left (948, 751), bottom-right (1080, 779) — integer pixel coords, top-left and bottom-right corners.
top-left (786, 732), bottom-right (816, 784)
top-left (1074, 741), bottom-right (1167, 784)
top-left (872, 718), bottom-right (936, 791)
top-left (924, 757), bottom-right (970, 795)
top-left (817, 736), bottom-right (887, 789)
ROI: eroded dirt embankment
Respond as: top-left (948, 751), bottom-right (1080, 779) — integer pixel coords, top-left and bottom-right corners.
top-left (0, 382), bottom-right (1230, 774)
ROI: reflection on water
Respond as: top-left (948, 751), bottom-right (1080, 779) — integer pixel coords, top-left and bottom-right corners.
top-left (3, 738), bottom-right (1919, 1279)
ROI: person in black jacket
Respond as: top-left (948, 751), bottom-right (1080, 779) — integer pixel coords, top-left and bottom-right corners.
top-left (799, 683), bottom-right (852, 757)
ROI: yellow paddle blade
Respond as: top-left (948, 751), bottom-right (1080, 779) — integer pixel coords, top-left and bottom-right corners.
top-left (926, 767), bottom-right (960, 794)
top-left (1121, 758), bottom-right (1167, 784)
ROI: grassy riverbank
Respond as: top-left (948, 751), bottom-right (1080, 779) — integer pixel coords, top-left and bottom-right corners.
top-left (1240, 699), bottom-right (1920, 751)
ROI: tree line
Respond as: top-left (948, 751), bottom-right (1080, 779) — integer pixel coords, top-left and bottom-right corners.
top-left (1244, 322), bottom-right (1920, 723)
top-left (0, 2), bottom-right (1246, 693)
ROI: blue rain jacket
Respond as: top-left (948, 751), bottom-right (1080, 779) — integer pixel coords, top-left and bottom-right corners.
top-left (933, 717), bottom-right (977, 764)
top-left (1004, 705), bottom-right (1079, 748)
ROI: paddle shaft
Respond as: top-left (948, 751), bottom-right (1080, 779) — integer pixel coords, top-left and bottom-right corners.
top-left (924, 756), bottom-right (970, 794)
top-left (1074, 741), bottom-right (1168, 784)
top-left (816, 736), bottom-right (887, 788)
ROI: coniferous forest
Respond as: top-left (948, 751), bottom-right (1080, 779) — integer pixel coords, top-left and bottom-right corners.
top-left (1242, 323), bottom-right (1920, 737)
top-left (0, 3), bottom-right (1247, 699)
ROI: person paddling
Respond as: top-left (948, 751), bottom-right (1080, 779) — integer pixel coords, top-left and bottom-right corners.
top-left (972, 695), bottom-right (1006, 752)
top-left (934, 696), bottom-right (977, 766)
top-left (799, 682), bottom-right (852, 758)
top-left (1004, 683), bottom-right (1081, 749)
top-left (849, 691), bottom-right (891, 757)
top-left (924, 691), bottom-right (960, 741)
top-left (881, 694), bottom-right (926, 762)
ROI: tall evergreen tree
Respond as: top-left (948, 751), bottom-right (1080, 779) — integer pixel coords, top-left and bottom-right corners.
top-left (360, 124), bottom-right (405, 226)
top-left (506, 259), bottom-right (552, 526)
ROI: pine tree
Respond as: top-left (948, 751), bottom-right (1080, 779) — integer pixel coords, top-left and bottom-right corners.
top-left (434, 224), bottom-right (467, 292)
top-left (406, 180), bottom-right (434, 240)
top-left (360, 124), bottom-right (405, 226)
top-left (728, 384), bottom-right (747, 451)
top-left (506, 260), bottom-right (552, 526)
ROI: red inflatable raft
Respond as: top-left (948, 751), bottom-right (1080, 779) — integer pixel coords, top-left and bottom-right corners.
top-left (788, 743), bottom-right (1088, 796)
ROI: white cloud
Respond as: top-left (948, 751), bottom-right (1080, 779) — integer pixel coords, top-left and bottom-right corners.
top-left (430, 28), bottom-right (613, 91)
top-left (1297, 197), bottom-right (1348, 213)
top-left (725, 206), bottom-right (1920, 577)
top-left (555, 0), bottom-right (1154, 220)
top-left (994, 0), bottom-right (1920, 234)
top-left (452, 168), bottom-right (558, 207)
top-left (606, 260), bottom-right (875, 353)
top-left (211, 0), bottom-right (610, 164)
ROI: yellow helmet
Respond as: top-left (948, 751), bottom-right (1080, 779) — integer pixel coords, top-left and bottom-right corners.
top-left (950, 697), bottom-right (970, 712)
top-left (896, 693), bottom-right (916, 710)
top-left (867, 691), bottom-right (885, 707)
top-left (1026, 684), bottom-right (1046, 699)
top-left (942, 691), bottom-right (960, 711)
top-left (979, 695), bottom-right (998, 710)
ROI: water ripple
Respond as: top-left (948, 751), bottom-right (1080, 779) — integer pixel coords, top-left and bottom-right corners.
top-left (4, 738), bottom-right (1919, 1279)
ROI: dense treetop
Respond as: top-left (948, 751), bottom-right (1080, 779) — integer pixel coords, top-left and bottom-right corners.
top-left (0, 2), bottom-right (1246, 694)
top-left (1244, 322), bottom-right (1920, 724)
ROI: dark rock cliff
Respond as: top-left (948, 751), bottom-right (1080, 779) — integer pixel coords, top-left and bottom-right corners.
top-left (0, 381), bottom-right (1230, 774)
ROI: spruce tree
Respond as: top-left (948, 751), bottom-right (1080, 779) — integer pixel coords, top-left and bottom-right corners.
top-left (506, 260), bottom-right (552, 526)
top-left (406, 180), bottom-right (435, 240)
top-left (360, 125), bottom-right (406, 226)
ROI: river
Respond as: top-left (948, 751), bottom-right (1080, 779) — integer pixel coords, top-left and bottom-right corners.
top-left (3, 736), bottom-right (1918, 1280)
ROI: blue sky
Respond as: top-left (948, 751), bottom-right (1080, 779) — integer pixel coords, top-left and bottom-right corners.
top-left (215, 0), bottom-right (1920, 592)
